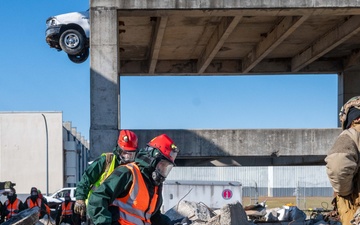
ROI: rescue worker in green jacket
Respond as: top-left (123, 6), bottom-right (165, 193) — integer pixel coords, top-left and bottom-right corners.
top-left (74, 130), bottom-right (138, 218)
top-left (325, 96), bottom-right (360, 225)
top-left (87, 134), bottom-right (179, 225)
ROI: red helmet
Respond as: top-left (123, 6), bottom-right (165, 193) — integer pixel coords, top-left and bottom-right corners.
top-left (148, 134), bottom-right (179, 164)
top-left (118, 130), bottom-right (138, 151)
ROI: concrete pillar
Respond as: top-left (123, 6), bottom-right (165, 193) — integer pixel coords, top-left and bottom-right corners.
top-left (267, 166), bottom-right (273, 197)
top-left (90, 7), bottom-right (120, 159)
top-left (338, 71), bottom-right (360, 127)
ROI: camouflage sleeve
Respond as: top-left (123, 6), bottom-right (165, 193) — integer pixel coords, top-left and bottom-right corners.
top-left (325, 134), bottom-right (359, 196)
top-left (75, 155), bottom-right (107, 200)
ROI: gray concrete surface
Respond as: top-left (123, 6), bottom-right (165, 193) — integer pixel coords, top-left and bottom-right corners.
top-left (128, 128), bottom-right (342, 166)
top-left (89, 0), bottom-right (360, 164)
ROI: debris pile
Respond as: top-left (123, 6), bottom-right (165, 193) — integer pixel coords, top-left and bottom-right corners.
top-left (165, 200), bottom-right (342, 225)
top-left (166, 200), bottom-right (252, 225)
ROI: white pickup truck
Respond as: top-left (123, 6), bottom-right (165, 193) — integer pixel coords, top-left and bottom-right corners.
top-left (45, 187), bottom-right (76, 202)
top-left (45, 10), bottom-right (90, 63)
top-left (44, 187), bottom-right (76, 214)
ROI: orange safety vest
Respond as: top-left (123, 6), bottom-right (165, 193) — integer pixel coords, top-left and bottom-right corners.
top-left (112, 163), bottom-right (159, 225)
top-left (26, 198), bottom-right (42, 208)
top-left (61, 201), bottom-right (74, 216)
top-left (4, 199), bottom-right (20, 219)
top-left (27, 198), bottom-right (43, 217)
top-left (26, 198), bottom-right (50, 216)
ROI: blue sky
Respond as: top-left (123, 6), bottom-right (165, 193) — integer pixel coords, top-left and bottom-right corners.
top-left (0, 1), bottom-right (339, 141)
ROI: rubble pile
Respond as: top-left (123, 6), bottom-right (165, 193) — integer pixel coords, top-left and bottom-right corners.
top-left (166, 200), bottom-right (251, 225)
top-left (166, 200), bottom-right (341, 225)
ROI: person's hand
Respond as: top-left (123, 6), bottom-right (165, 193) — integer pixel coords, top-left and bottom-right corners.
top-left (74, 199), bottom-right (86, 217)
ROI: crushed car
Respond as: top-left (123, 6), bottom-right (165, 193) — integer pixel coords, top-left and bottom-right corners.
top-left (45, 10), bottom-right (90, 64)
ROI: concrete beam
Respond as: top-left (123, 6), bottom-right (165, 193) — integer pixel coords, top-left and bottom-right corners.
top-left (131, 128), bottom-right (342, 166)
top-left (242, 16), bottom-right (308, 73)
top-left (92, 0), bottom-right (360, 9)
top-left (120, 59), bottom-right (343, 75)
top-left (149, 17), bottom-right (168, 73)
top-left (292, 15), bottom-right (360, 72)
top-left (197, 16), bottom-right (242, 73)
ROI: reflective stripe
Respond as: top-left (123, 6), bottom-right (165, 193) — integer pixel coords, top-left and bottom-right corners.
top-left (86, 153), bottom-right (116, 205)
top-left (62, 202), bottom-right (74, 216)
top-left (112, 163), bottom-right (158, 225)
top-left (5, 199), bottom-right (20, 219)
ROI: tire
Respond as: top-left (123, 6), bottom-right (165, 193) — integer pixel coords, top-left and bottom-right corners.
top-left (60, 29), bottom-right (85, 55)
top-left (68, 48), bottom-right (89, 64)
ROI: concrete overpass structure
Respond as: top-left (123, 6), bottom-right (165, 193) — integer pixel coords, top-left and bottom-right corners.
top-left (89, 0), bottom-right (360, 165)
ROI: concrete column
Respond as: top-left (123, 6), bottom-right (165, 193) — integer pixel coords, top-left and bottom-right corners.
top-left (338, 71), bottom-right (360, 127)
top-left (267, 166), bottom-right (273, 197)
top-left (90, 7), bottom-right (119, 159)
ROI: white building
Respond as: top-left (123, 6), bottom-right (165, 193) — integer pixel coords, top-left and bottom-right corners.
top-left (0, 112), bottom-right (89, 196)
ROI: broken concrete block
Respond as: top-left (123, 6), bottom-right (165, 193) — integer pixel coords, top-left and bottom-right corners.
top-left (165, 200), bottom-right (215, 222)
top-left (207, 201), bottom-right (253, 225)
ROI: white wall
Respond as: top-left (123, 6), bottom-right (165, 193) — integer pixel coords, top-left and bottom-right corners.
top-left (162, 180), bottom-right (242, 212)
top-left (0, 112), bottom-right (64, 195)
top-left (167, 166), bottom-right (332, 189)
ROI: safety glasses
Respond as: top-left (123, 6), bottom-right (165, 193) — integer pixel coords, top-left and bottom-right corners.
top-left (120, 150), bottom-right (136, 162)
top-left (156, 159), bottom-right (174, 178)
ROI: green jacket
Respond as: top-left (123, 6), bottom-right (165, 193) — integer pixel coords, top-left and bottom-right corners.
top-left (87, 149), bottom-right (171, 225)
top-left (75, 149), bottom-right (122, 201)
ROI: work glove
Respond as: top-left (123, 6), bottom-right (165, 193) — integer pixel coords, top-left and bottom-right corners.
top-left (74, 199), bottom-right (86, 217)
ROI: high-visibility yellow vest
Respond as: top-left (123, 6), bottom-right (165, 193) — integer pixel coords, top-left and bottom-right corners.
top-left (86, 152), bottom-right (116, 205)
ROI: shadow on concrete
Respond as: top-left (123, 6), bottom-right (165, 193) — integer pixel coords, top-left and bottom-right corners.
top-left (132, 129), bottom-right (338, 167)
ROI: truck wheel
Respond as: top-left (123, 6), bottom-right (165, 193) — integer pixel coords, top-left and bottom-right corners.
top-left (68, 48), bottom-right (89, 64)
top-left (60, 29), bottom-right (85, 55)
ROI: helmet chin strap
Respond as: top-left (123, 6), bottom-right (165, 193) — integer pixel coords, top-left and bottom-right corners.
top-left (152, 170), bottom-right (165, 186)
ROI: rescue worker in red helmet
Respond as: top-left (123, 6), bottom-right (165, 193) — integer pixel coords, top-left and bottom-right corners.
top-left (74, 130), bottom-right (138, 219)
top-left (87, 134), bottom-right (179, 225)
top-left (2, 188), bottom-right (25, 221)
